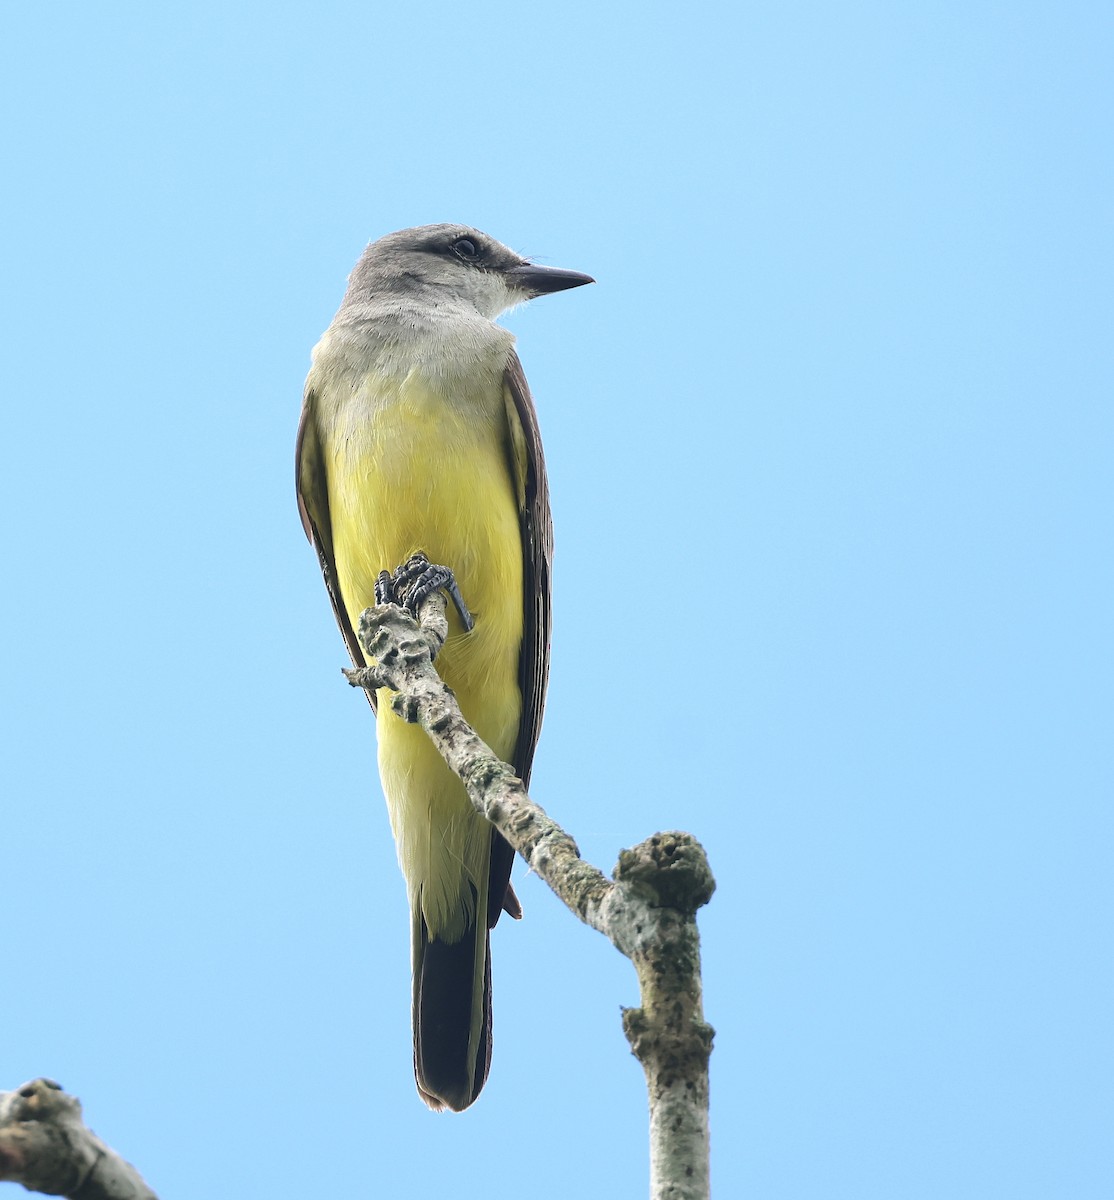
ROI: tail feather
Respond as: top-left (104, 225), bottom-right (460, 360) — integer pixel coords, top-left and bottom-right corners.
top-left (412, 900), bottom-right (492, 1112)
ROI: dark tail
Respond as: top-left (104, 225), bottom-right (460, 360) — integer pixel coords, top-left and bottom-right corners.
top-left (412, 902), bottom-right (491, 1112)
top-left (412, 828), bottom-right (518, 1111)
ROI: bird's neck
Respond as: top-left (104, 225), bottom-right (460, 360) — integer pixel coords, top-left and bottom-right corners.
top-left (311, 304), bottom-right (515, 395)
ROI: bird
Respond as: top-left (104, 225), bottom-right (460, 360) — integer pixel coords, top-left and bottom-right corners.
top-left (296, 224), bottom-right (593, 1110)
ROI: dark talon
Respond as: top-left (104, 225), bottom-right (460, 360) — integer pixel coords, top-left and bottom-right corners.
top-left (408, 564), bottom-right (475, 632)
top-left (390, 554), bottom-right (432, 594)
top-left (375, 569), bottom-right (396, 605)
top-left (385, 552), bottom-right (475, 632)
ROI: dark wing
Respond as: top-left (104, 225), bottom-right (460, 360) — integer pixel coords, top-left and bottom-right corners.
top-left (503, 350), bottom-right (554, 787)
top-left (486, 351), bottom-right (554, 926)
top-left (295, 386), bottom-right (375, 707)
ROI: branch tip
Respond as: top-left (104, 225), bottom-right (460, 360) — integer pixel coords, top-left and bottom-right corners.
top-left (615, 832), bottom-right (715, 914)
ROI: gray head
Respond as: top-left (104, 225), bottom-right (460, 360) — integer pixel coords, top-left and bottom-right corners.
top-left (340, 224), bottom-right (594, 320)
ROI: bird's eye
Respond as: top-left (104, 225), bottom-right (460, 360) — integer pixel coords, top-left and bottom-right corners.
top-left (452, 237), bottom-right (480, 260)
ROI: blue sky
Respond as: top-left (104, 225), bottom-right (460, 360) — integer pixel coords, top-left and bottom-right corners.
top-left (2, 1), bottom-right (1110, 1196)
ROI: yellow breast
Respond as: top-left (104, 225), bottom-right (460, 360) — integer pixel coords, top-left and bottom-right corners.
top-left (325, 373), bottom-right (524, 756)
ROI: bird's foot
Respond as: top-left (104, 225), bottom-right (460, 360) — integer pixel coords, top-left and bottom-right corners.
top-left (377, 552), bottom-right (474, 632)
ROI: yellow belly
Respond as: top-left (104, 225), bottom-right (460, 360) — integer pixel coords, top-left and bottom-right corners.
top-left (326, 379), bottom-right (523, 940)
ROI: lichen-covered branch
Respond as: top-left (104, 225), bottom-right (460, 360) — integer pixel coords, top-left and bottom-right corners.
top-left (0, 1079), bottom-right (157, 1200)
top-left (346, 597), bottom-right (716, 1200)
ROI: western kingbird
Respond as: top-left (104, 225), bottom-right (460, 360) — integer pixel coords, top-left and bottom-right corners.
top-left (296, 225), bottom-right (593, 1111)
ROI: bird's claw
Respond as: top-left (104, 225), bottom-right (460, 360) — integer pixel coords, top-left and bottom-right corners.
top-left (378, 552), bottom-right (474, 632)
